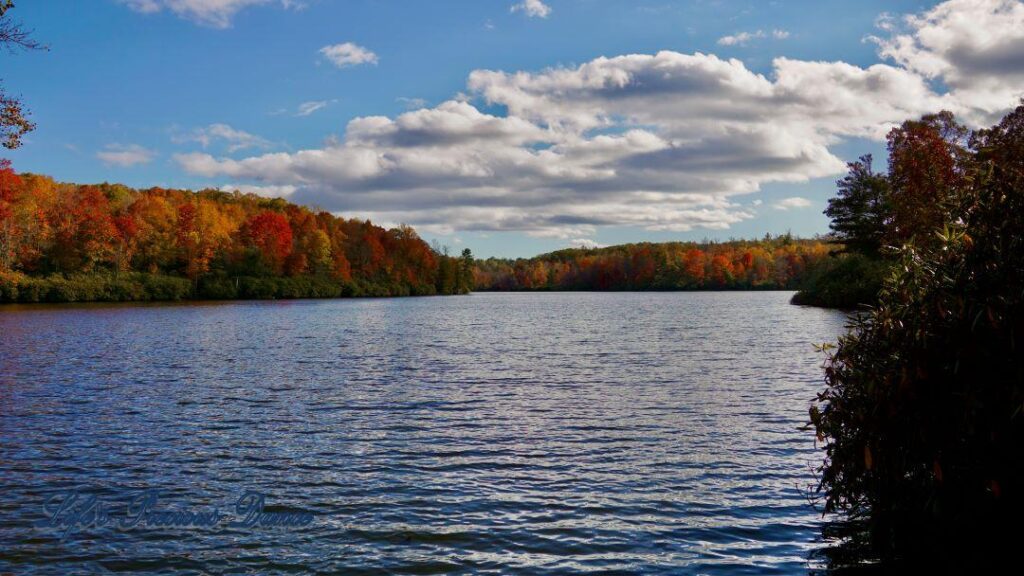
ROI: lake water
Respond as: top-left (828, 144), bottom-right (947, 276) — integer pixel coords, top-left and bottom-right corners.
top-left (0, 292), bottom-right (848, 574)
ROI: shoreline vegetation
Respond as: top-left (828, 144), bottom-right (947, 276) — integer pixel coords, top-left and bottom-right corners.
top-left (0, 237), bottom-right (837, 304)
top-left (0, 158), bottom-right (847, 305)
top-left (0, 164), bottom-right (842, 305)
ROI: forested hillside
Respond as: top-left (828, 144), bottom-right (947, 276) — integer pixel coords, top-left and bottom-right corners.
top-left (0, 167), bottom-right (472, 302)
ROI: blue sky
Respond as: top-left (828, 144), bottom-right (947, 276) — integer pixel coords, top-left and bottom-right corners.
top-left (3, 0), bottom-right (1018, 257)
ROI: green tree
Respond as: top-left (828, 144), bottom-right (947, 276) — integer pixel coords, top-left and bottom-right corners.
top-left (824, 155), bottom-right (891, 257)
top-left (458, 248), bottom-right (474, 294)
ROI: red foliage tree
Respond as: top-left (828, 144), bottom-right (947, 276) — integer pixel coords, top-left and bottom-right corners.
top-left (48, 186), bottom-right (117, 272)
top-left (112, 213), bottom-right (139, 275)
top-left (683, 248), bottom-right (706, 286)
top-left (0, 158), bottom-right (23, 270)
top-left (887, 111), bottom-right (968, 245)
top-left (240, 210), bottom-right (293, 275)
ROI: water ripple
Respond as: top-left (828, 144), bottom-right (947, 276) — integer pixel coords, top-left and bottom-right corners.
top-left (0, 292), bottom-right (847, 574)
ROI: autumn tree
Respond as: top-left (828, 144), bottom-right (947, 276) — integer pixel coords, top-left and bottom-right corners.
top-left (129, 193), bottom-right (178, 273)
top-left (239, 210), bottom-right (293, 276)
top-left (354, 224), bottom-right (386, 279)
top-left (175, 203), bottom-right (214, 286)
top-left (316, 212), bottom-right (351, 281)
top-left (0, 157), bottom-right (21, 269)
top-left (283, 208), bottom-right (320, 276)
top-left (682, 248), bottom-right (706, 287)
top-left (709, 253), bottom-right (734, 286)
top-left (6, 172), bottom-right (54, 271)
top-left (48, 186), bottom-right (117, 272)
top-left (111, 213), bottom-right (138, 277)
top-left (886, 111), bottom-right (970, 247)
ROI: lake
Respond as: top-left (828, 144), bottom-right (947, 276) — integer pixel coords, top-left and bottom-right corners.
top-left (0, 292), bottom-right (848, 574)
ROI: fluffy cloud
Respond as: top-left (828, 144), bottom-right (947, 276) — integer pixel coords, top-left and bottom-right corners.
top-left (511, 0), bottom-right (552, 19)
top-left (117, 0), bottom-right (295, 28)
top-left (97, 144), bottom-right (156, 167)
top-left (175, 123), bottom-right (270, 152)
top-left (175, 0), bottom-right (1024, 238)
top-left (773, 197), bottom-right (812, 210)
top-left (320, 43), bottom-right (378, 68)
top-left (870, 0), bottom-right (1024, 125)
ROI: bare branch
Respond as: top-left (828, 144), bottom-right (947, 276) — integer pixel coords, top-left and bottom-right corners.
top-left (0, 2), bottom-right (46, 53)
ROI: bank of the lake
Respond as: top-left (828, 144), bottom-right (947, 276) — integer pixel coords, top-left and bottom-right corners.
top-left (0, 271), bottom-right (462, 303)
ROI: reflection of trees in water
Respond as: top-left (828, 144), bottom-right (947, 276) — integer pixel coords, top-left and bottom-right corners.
top-left (809, 518), bottom-right (1016, 574)
top-left (809, 520), bottom-right (887, 575)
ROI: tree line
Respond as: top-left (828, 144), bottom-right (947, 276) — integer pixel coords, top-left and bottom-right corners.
top-left (472, 235), bottom-right (833, 292)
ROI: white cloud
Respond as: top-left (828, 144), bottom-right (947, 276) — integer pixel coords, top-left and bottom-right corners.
top-left (717, 30), bottom-right (766, 46)
top-left (97, 144), bottom-right (156, 167)
top-left (119, 0), bottom-right (162, 13)
top-left (773, 197), bottom-right (812, 210)
top-left (116, 0), bottom-right (295, 28)
top-left (396, 97), bottom-right (428, 110)
top-left (870, 0), bottom-right (1024, 125)
top-left (570, 238), bottom-right (606, 249)
top-left (175, 0), bottom-right (1024, 238)
top-left (296, 100), bottom-right (333, 117)
top-left (718, 29), bottom-right (789, 46)
top-left (175, 123), bottom-right (270, 153)
top-left (319, 42), bottom-right (378, 68)
top-left (511, 0), bottom-right (552, 18)
top-left (218, 183), bottom-right (298, 198)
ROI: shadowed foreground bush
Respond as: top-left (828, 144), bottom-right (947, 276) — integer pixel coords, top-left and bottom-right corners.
top-left (809, 107), bottom-right (1024, 562)
top-left (790, 253), bottom-right (889, 309)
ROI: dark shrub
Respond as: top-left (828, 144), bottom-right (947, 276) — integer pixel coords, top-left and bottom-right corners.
top-left (139, 274), bottom-right (191, 301)
top-left (791, 254), bottom-right (889, 309)
top-left (811, 105), bottom-right (1024, 558)
top-left (197, 274), bottom-right (240, 300)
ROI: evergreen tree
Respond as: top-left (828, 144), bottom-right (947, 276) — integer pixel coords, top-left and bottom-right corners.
top-left (824, 155), bottom-right (891, 257)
